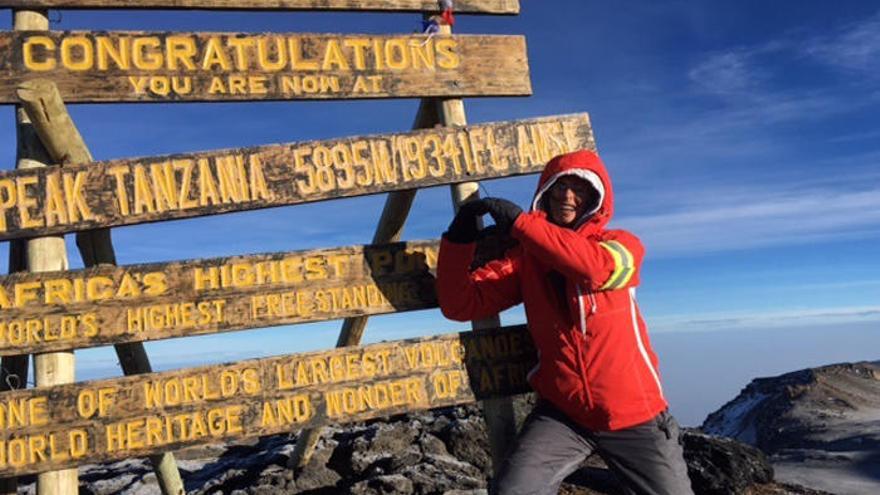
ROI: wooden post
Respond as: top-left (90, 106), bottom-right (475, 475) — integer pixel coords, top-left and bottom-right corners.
top-left (0, 347), bottom-right (29, 493)
top-left (0, 103), bottom-right (33, 493)
top-left (288, 99), bottom-right (439, 469)
top-left (16, 79), bottom-right (186, 495)
top-left (10, 10), bottom-right (79, 495)
top-left (0, 242), bottom-right (29, 495)
top-left (436, 22), bottom-right (517, 475)
top-left (14, 11), bottom-right (78, 495)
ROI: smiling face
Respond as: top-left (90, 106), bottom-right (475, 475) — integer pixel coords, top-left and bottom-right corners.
top-left (547, 175), bottom-right (600, 227)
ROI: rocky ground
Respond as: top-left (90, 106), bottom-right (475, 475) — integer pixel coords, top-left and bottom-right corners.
top-left (703, 361), bottom-right (880, 495)
top-left (15, 396), bottom-right (827, 495)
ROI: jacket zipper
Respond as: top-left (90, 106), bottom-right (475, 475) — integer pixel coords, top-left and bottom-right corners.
top-left (575, 283), bottom-right (588, 335)
top-left (574, 283), bottom-right (595, 408)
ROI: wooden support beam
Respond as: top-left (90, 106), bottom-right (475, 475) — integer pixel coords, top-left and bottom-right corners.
top-left (437, 21), bottom-right (517, 475)
top-left (288, 99), bottom-right (439, 469)
top-left (17, 80), bottom-right (185, 495)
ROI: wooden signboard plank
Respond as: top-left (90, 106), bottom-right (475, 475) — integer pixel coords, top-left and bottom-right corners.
top-left (0, 31), bottom-right (530, 103)
top-left (0, 240), bottom-right (442, 356)
top-left (0, 1), bottom-right (520, 14)
top-left (0, 113), bottom-right (594, 242)
top-left (0, 324), bottom-right (535, 477)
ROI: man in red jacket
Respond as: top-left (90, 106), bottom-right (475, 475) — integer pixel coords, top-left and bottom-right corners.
top-left (436, 150), bottom-right (693, 495)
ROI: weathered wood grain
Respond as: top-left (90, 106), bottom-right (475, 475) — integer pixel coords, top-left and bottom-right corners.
top-left (440, 66), bottom-right (517, 473)
top-left (0, 324), bottom-right (535, 477)
top-left (19, 77), bottom-right (186, 495)
top-left (287, 98), bottom-right (436, 468)
top-left (0, 239), bottom-right (441, 356)
top-left (0, 0), bottom-right (520, 14)
top-left (0, 31), bottom-right (530, 103)
top-left (0, 113), bottom-right (594, 241)
top-left (9, 9), bottom-right (79, 495)
top-left (0, 8), bottom-right (50, 495)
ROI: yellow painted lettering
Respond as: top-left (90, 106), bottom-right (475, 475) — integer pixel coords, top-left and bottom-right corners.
top-left (62, 171), bottom-right (94, 222)
top-left (165, 35), bottom-right (197, 70)
top-left (343, 39), bottom-right (370, 70)
top-left (132, 37), bottom-right (163, 70)
top-left (16, 175), bottom-right (43, 229)
top-left (44, 172), bottom-right (68, 227)
top-left (208, 76), bottom-right (227, 94)
top-left (321, 39), bottom-right (349, 70)
top-left (435, 39), bottom-right (460, 69)
top-left (288, 38), bottom-right (319, 70)
top-left (202, 37), bottom-right (231, 70)
top-left (384, 39), bottom-right (409, 70)
top-left (22, 36), bottom-right (56, 71)
top-left (133, 166), bottom-right (157, 214)
top-left (198, 159), bottom-right (221, 206)
top-left (96, 36), bottom-right (130, 70)
top-left (60, 36), bottom-right (94, 71)
top-left (227, 37), bottom-right (255, 71)
top-left (108, 165), bottom-right (131, 216)
top-left (257, 37), bottom-right (287, 71)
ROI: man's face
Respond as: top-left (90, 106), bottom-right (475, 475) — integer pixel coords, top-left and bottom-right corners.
top-left (548, 176), bottom-right (599, 227)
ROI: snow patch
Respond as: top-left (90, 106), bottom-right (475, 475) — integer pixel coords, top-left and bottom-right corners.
top-left (703, 390), bottom-right (769, 444)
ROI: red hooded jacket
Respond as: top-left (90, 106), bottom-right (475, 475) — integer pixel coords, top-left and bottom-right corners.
top-left (436, 150), bottom-right (667, 431)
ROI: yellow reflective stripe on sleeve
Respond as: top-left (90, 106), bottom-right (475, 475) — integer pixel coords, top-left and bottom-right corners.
top-left (599, 240), bottom-right (635, 290)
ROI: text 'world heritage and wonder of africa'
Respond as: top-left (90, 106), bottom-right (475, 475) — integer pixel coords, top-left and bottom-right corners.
top-left (0, 326), bottom-right (535, 477)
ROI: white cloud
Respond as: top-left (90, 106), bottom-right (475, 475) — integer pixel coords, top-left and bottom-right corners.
top-left (617, 183), bottom-right (880, 257)
top-left (650, 305), bottom-right (880, 333)
top-left (681, 10), bottom-right (880, 134)
top-left (688, 50), bottom-right (763, 96)
top-left (802, 12), bottom-right (880, 73)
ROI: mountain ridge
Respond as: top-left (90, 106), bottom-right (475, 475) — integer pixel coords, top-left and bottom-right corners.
top-left (703, 361), bottom-right (880, 494)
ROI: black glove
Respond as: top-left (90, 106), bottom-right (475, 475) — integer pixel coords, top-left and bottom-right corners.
top-left (444, 200), bottom-right (489, 244)
top-left (473, 225), bottom-right (520, 268)
top-left (482, 197), bottom-right (523, 235)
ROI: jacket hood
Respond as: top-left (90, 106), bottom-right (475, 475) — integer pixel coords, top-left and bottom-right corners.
top-left (531, 149), bottom-right (614, 232)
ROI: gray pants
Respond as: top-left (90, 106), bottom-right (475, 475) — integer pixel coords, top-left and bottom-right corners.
top-left (493, 402), bottom-right (694, 495)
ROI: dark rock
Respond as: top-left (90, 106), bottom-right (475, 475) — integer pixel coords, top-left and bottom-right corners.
top-left (437, 416), bottom-right (492, 472)
top-left (417, 432), bottom-right (449, 456)
top-left (60, 394), bottom-right (823, 495)
top-left (293, 462), bottom-right (342, 493)
top-left (292, 435), bottom-right (343, 493)
top-left (328, 423), bottom-right (422, 478)
top-left (350, 474), bottom-right (415, 495)
top-left (399, 460), bottom-right (485, 494)
top-left (681, 429), bottom-right (774, 494)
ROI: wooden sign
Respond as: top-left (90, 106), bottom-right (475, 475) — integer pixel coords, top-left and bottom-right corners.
top-left (0, 325), bottom-right (534, 477)
top-left (0, 240), bottom-right (443, 356)
top-left (0, 0), bottom-right (520, 14)
top-left (0, 113), bottom-right (593, 242)
top-left (0, 31), bottom-right (530, 103)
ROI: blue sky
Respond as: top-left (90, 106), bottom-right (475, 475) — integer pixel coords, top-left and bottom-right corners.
top-left (1, 1), bottom-right (879, 423)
